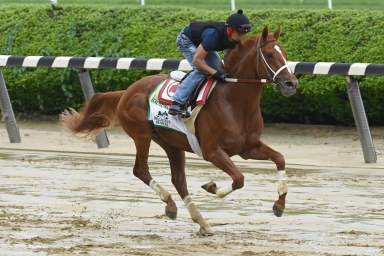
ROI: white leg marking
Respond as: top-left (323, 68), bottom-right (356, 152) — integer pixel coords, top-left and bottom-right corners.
top-left (183, 195), bottom-right (213, 235)
top-left (216, 185), bottom-right (233, 198)
top-left (277, 170), bottom-right (288, 196)
top-left (149, 179), bottom-right (170, 202)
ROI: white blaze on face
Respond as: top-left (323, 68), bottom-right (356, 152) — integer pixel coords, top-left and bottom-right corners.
top-left (274, 45), bottom-right (293, 74)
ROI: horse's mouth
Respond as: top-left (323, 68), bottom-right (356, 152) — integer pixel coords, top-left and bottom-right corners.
top-left (274, 80), bottom-right (298, 97)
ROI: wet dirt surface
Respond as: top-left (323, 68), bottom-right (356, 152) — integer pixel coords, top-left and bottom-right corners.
top-left (0, 149), bottom-right (383, 256)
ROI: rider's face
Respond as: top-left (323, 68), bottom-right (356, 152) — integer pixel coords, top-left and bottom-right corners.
top-left (228, 29), bottom-right (247, 42)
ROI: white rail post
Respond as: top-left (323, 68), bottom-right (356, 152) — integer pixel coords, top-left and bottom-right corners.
top-left (0, 69), bottom-right (21, 143)
top-left (346, 76), bottom-right (377, 163)
top-left (140, 0), bottom-right (145, 6)
top-left (230, 0), bottom-right (236, 11)
top-left (78, 69), bottom-right (110, 149)
top-left (328, 0), bottom-right (333, 10)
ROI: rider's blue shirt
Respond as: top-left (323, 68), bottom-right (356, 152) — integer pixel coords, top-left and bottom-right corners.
top-left (183, 27), bottom-right (221, 52)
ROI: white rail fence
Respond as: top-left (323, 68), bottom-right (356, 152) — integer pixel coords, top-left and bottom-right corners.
top-left (0, 55), bottom-right (380, 163)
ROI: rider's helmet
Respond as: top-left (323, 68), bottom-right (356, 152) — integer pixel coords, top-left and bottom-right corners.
top-left (226, 9), bottom-right (252, 33)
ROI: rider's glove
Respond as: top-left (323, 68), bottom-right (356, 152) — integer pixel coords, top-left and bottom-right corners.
top-left (212, 70), bottom-right (228, 82)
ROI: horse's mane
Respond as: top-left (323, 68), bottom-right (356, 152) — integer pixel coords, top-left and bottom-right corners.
top-left (224, 35), bottom-right (261, 75)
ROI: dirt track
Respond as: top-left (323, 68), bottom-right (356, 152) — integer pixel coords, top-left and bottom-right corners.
top-left (0, 121), bottom-right (383, 255)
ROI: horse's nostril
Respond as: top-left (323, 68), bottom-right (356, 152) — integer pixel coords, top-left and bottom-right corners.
top-left (284, 80), bottom-right (298, 88)
top-left (285, 81), bottom-right (294, 87)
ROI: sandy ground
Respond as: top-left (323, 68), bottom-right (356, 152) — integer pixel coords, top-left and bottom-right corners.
top-left (0, 120), bottom-right (383, 256)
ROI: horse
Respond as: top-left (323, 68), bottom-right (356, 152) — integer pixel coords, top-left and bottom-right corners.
top-left (60, 26), bottom-right (299, 235)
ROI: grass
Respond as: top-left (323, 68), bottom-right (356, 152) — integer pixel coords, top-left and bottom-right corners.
top-left (1, 0), bottom-right (384, 10)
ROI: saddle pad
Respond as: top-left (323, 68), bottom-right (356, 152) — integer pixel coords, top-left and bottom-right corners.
top-left (157, 78), bottom-right (215, 106)
top-left (147, 78), bottom-right (217, 156)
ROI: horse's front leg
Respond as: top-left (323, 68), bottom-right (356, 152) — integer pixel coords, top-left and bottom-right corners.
top-left (201, 147), bottom-right (245, 198)
top-left (240, 141), bottom-right (287, 217)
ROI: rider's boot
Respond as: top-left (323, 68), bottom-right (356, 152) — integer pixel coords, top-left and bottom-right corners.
top-left (168, 101), bottom-right (185, 116)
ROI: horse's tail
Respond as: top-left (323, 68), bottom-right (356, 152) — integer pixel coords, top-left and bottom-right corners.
top-left (60, 90), bottom-right (124, 138)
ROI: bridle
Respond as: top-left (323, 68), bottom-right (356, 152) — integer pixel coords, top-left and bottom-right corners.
top-left (255, 38), bottom-right (293, 83)
top-left (225, 37), bottom-right (293, 84)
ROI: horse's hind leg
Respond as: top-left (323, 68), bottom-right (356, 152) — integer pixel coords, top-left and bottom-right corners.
top-left (129, 133), bottom-right (177, 219)
top-left (155, 139), bottom-right (213, 236)
top-left (115, 75), bottom-right (177, 218)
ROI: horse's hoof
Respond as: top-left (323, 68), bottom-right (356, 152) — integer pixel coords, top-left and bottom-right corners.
top-left (198, 226), bottom-right (214, 236)
top-left (165, 201), bottom-right (177, 220)
top-left (201, 181), bottom-right (217, 194)
top-left (165, 209), bottom-right (177, 219)
top-left (273, 202), bottom-right (284, 217)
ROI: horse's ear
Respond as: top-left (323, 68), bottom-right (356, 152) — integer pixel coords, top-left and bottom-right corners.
top-left (274, 26), bottom-right (282, 40)
top-left (262, 26), bottom-right (268, 40)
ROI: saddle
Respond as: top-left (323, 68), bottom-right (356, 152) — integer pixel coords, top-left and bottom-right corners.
top-left (148, 72), bottom-right (217, 141)
top-left (158, 71), bottom-right (215, 111)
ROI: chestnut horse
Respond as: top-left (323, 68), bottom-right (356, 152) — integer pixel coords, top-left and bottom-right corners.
top-left (61, 27), bottom-right (298, 235)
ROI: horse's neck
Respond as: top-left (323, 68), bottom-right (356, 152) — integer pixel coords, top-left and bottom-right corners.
top-left (224, 37), bottom-right (260, 78)
top-left (219, 38), bottom-right (263, 112)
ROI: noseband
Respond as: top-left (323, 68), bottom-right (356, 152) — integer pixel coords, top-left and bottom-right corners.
top-left (255, 38), bottom-right (293, 83)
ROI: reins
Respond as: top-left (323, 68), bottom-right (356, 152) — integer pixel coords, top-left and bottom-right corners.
top-left (224, 77), bottom-right (268, 84)
top-left (222, 38), bottom-right (292, 85)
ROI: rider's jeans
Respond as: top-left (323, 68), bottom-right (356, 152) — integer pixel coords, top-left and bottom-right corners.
top-left (172, 29), bottom-right (223, 105)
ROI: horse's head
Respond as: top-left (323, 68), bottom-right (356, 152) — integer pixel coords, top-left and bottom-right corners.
top-left (255, 26), bottom-right (298, 97)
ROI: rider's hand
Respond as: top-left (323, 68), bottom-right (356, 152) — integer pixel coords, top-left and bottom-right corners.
top-left (212, 70), bottom-right (228, 82)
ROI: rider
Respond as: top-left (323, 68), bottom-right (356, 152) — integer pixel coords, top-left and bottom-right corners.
top-left (168, 9), bottom-right (252, 116)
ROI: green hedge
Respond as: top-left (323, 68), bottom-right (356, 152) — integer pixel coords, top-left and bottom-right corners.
top-left (0, 7), bottom-right (384, 125)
